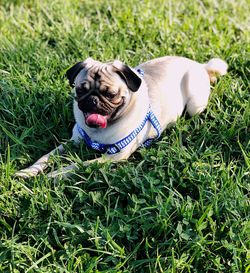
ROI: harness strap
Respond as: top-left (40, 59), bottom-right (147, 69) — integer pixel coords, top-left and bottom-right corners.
top-left (77, 108), bottom-right (161, 155)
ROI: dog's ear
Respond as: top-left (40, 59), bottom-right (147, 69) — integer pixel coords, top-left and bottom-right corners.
top-left (112, 60), bottom-right (142, 92)
top-left (66, 62), bottom-right (86, 87)
top-left (66, 58), bottom-right (94, 87)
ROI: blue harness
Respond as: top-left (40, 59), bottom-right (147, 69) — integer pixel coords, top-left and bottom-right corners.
top-left (76, 68), bottom-right (162, 155)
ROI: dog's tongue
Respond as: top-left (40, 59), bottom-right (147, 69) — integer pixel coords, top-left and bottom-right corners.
top-left (85, 113), bottom-right (108, 128)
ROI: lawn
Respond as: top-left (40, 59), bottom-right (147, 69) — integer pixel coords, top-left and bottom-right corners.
top-left (0, 0), bottom-right (249, 272)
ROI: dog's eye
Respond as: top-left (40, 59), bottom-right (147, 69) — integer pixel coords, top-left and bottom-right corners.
top-left (105, 92), bottom-right (116, 99)
top-left (76, 82), bottom-right (90, 95)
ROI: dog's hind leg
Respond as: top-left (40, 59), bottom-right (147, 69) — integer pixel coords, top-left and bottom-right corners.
top-left (185, 58), bottom-right (228, 116)
top-left (183, 66), bottom-right (211, 116)
top-left (184, 58), bottom-right (227, 116)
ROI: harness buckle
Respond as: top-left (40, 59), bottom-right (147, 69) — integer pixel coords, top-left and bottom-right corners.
top-left (107, 143), bottom-right (121, 154)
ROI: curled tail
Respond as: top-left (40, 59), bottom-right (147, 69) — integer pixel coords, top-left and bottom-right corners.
top-left (204, 58), bottom-right (228, 83)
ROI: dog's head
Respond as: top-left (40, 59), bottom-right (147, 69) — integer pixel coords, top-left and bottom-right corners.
top-left (66, 58), bottom-right (142, 128)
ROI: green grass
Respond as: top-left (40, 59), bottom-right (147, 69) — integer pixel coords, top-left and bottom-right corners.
top-left (0, 0), bottom-right (249, 272)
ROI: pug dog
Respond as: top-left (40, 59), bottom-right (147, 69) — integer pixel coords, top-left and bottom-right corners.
top-left (16, 56), bottom-right (227, 178)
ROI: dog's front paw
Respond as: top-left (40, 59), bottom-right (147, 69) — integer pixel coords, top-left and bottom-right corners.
top-left (47, 170), bottom-right (71, 181)
top-left (47, 163), bottom-right (78, 180)
top-left (15, 166), bottom-right (42, 178)
top-left (15, 169), bottom-right (37, 178)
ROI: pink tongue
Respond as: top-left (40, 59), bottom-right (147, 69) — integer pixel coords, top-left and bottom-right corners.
top-left (85, 114), bottom-right (108, 128)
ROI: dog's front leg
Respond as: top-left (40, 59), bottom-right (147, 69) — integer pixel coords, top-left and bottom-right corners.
top-left (47, 149), bottom-right (131, 180)
top-left (15, 124), bottom-right (82, 178)
top-left (15, 144), bottom-right (66, 178)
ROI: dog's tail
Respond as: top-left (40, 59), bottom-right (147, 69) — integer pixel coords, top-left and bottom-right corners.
top-left (204, 58), bottom-right (228, 83)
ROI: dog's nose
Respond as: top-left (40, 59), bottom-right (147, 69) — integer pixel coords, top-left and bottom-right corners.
top-left (91, 96), bottom-right (98, 105)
